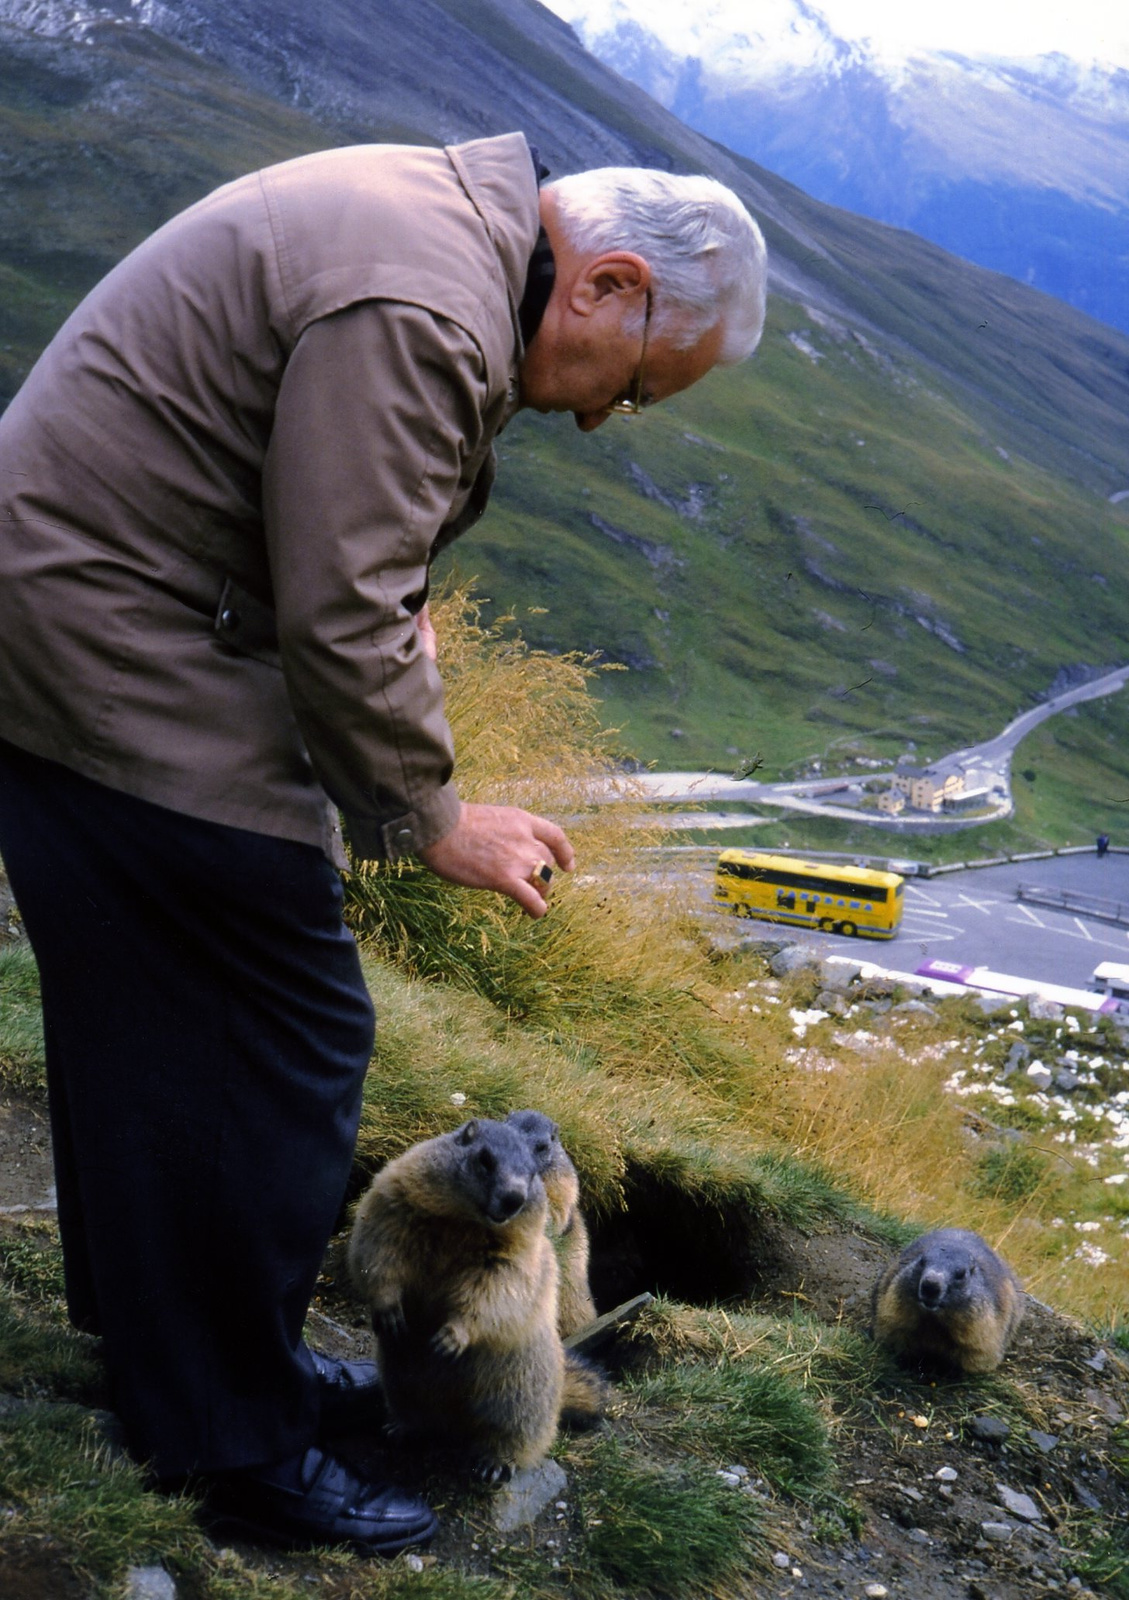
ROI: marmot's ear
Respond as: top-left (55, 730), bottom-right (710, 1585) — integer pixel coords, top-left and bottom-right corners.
top-left (455, 1119), bottom-right (479, 1145)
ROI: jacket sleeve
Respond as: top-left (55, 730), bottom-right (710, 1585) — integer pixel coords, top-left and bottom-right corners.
top-left (261, 300), bottom-right (491, 861)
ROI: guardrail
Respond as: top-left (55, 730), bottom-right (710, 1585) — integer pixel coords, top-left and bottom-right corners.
top-left (1016, 883), bottom-right (1129, 928)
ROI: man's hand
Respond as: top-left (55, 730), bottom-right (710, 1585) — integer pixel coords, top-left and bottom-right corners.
top-left (418, 802), bottom-right (575, 918)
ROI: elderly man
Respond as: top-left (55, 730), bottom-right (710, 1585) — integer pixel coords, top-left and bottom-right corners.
top-left (0, 132), bottom-right (766, 1551)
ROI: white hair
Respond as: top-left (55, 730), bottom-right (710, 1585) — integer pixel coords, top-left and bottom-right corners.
top-left (544, 167), bottom-right (768, 363)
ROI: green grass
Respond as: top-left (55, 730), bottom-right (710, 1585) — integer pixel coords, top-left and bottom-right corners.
top-left (1070, 1523), bottom-right (1129, 1599)
top-left (0, 939), bottom-right (46, 1094)
top-left (0, 1217), bottom-right (67, 1311)
top-left (572, 1433), bottom-right (761, 1596)
top-left (0, 1403), bottom-right (203, 1590)
top-left (626, 1357), bottom-right (831, 1494)
top-left (0, 1289), bottom-right (102, 1401)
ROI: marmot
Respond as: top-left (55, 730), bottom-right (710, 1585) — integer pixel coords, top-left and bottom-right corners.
top-left (871, 1228), bottom-right (1025, 1375)
top-left (506, 1109), bottom-right (598, 1338)
top-left (348, 1117), bottom-right (602, 1482)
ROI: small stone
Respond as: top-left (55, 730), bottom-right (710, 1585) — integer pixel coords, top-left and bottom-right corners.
top-left (726, 1463), bottom-right (750, 1478)
top-left (907, 1527), bottom-right (931, 1544)
top-left (936, 1466), bottom-right (959, 1482)
top-left (981, 1521), bottom-right (1014, 1542)
top-left (1028, 1430), bottom-right (1060, 1453)
top-left (125, 1571), bottom-right (178, 1600)
top-left (970, 1415), bottom-right (1010, 1444)
top-left (895, 1483), bottom-right (925, 1502)
top-left (1026, 1063), bottom-right (1053, 1089)
top-left (492, 1460), bottom-right (568, 1533)
top-left (1071, 1478), bottom-right (1102, 1512)
top-left (405, 1555), bottom-right (424, 1573)
top-left (1084, 1349), bottom-right (1108, 1373)
top-left (716, 1471), bottom-right (742, 1488)
top-left (772, 1550), bottom-right (791, 1568)
top-left (997, 1484), bottom-right (1041, 1522)
top-left (864, 1586), bottom-right (888, 1599)
top-left (1054, 1069), bottom-right (1081, 1092)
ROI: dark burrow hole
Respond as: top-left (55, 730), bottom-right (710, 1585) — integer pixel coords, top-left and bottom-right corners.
top-left (586, 1163), bottom-right (784, 1312)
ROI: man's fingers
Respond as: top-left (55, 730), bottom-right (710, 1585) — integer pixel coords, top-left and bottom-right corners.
top-left (510, 880), bottom-right (549, 918)
top-left (532, 818), bottom-right (575, 873)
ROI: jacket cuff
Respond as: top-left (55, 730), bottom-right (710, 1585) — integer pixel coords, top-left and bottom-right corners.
top-left (344, 782), bottom-right (462, 862)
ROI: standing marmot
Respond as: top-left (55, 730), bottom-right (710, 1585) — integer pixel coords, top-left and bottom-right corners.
top-left (871, 1228), bottom-right (1025, 1374)
top-left (506, 1109), bottom-right (597, 1337)
top-left (348, 1117), bottom-right (601, 1482)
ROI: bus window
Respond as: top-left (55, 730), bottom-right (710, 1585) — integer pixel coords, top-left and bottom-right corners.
top-left (776, 889), bottom-right (796, 910)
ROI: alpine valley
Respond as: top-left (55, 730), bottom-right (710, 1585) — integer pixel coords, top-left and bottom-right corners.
top-left (1, 0), bottom-right (1128, 802)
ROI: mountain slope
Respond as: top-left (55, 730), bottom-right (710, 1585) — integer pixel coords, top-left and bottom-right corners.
top-left (0, 0), bottom-right (1127, 780)
top-left (554, 2), bottom-right (1129, 335)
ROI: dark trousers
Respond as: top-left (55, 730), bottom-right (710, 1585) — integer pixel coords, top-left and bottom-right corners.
top-left (0, 738), bottom-right (374, 1478)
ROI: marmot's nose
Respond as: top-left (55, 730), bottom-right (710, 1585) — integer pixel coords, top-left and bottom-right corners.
top-left (492, 1185), bottom-right (527, 1222)
top-left (919, 1272), bottom-right (944, 1307)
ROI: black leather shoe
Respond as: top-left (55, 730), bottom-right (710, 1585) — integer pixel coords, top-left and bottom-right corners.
top-left (204, 1446), bottom-right (437, 1555)
top-left (310, 1348), bottom-right (388, 1434)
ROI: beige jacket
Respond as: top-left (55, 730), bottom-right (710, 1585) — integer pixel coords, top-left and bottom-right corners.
top-left (0, 134), bottom-right (540, 865)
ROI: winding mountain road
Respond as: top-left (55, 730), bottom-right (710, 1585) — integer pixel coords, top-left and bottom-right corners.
top-left (628, 664), bottom-right (1129, 826)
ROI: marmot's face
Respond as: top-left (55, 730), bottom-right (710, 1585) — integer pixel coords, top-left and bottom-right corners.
top-left (453, 1119), bottom-right (543, 1225)
top-left (916, 1253), bottom-right (975, 1310)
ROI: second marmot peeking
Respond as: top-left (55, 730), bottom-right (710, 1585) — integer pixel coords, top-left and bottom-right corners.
top-left (506, 1109), bottom-right (597, 1338)
top-left (347, 1117), bottom-right (603, 1482)
top-left (871, 1228), bottom-right (1025, 1375)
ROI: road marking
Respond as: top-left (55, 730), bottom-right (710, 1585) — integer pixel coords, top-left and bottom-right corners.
top-left (905, 886), bottom-right (945, 908)
top-left (954, 893), bottom-right (1001, 915)
top-left (1074, 918), bottom-right (1094, 941)
top-left (1013, 905), bottom-right (1046, 926)
top-left (904, 907), bottom-right (952, 919)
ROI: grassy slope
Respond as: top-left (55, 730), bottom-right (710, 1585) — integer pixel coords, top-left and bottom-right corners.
top-left (464, 291), bottom-right (1129, 774)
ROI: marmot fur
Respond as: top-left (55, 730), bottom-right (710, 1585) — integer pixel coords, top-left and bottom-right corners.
top-left (348, 1117), bottom-right (602, 1481)
top-left (506, 1109), bottom-right (597, 1338)
top-left (871, 1228), bottom-right (1025, 1375)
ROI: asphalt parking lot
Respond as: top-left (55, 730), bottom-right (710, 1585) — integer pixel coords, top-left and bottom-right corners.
top-left (728, 851), bottom-right (1129, 991)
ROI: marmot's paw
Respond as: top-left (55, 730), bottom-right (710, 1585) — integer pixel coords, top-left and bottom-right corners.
top-left (431, 1322), bottom-right (470, 1360)
top-left (474, 1456), bottom-right (514, 1486)
top-left (372, 1302), bottom-right (407, 1340)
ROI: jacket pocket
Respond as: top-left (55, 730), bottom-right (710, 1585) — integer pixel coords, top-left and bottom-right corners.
top-left (213, 576), bottom-right (282, 668)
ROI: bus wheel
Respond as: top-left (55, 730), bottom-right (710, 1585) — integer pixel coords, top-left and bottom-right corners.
top-left (839, 921), bottom-right (857, 938)
top-left (819, 918), bottom-right (835, 933)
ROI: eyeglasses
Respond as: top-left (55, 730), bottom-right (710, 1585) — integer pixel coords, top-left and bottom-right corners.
top-left (608, 289), bottom-right (653, 416)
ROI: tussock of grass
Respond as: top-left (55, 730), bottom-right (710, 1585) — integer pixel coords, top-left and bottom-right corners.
top-left (627, 1358), bottom-right (831, 1494)
top-left (0, 1216), bottom-right (66, 1312)
top-left (0, 1290), bottom-right (102, 1401)
top-left (572, 1433), bottom-right (760, 1596)
top-left (0, 939), bottom-right (46, 1094)
top-left (1069, 1522), bottom-right (1129, 1599)
top-left (0, 1404), bottom-right (202, 1587)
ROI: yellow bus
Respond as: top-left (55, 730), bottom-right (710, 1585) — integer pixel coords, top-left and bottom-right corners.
top-left (714, 850), bottom-right (904, 939)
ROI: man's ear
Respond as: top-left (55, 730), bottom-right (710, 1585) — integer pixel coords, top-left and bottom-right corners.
top-left (571, 251), bottom-right (650, 315)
